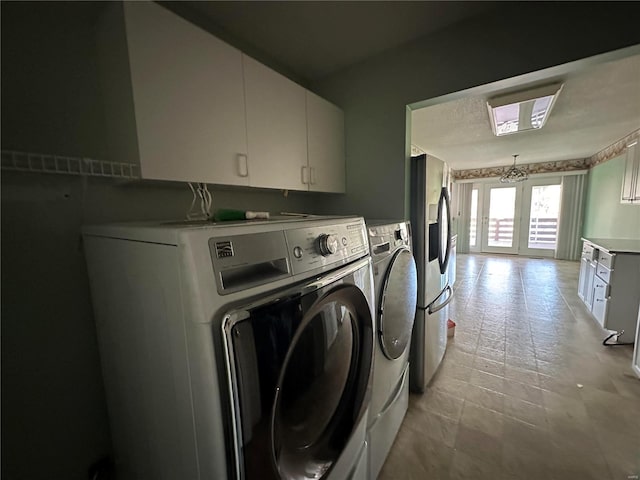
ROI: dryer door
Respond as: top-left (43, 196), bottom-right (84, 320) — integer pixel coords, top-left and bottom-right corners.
top-left (225, 259), bottom-right (374, 480)
top-left (378, 248), bottom-right (418, 360)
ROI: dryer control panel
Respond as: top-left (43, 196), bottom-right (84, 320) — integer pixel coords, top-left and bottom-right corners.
top-left (285, 221), bottom-right (368, 276)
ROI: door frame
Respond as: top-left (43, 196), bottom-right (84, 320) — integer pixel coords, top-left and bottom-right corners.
top-left (469, 184), bottom-right (483, 253)
top-left (466, 176), bottom-right (563, 256)
top-left (518, 176), bottom-right (562, 257)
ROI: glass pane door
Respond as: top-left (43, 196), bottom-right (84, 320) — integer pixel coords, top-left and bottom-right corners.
top-left (469, 188), bottom-right (479, 248)
top-left (519, 178), bottom-right (562, 257)
top-left (481, 185), bottom-right (521, 254)
top-left (469, 186), bottom-right (482, 253)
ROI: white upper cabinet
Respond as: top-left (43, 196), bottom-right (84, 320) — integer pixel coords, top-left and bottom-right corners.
top-left (306, 92), bottom-right (346, 193)
top-left (99, 2), bottom-right (249, 185)
top-left (243, 55), bottom-right (308, 191)
top-left (98, 2), bottom-right (346, 193)
top-left (621, 141), bottom-right (640, 204)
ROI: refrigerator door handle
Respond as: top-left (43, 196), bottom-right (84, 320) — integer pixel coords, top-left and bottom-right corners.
top-left (427, 285), bottom-right (453, 315)
top-left (438, 187), bottom-right (452, 275)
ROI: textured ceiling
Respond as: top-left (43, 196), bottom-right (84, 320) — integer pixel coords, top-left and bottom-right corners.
top-left (411, 54), bottom-right (640, 171)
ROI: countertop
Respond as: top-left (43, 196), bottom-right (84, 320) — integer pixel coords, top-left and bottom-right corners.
top-left (581, 237), bottom-right (640, 254)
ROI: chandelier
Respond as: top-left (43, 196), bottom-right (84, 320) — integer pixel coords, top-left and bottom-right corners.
top-left (500, 154), bottom-right (528, 183)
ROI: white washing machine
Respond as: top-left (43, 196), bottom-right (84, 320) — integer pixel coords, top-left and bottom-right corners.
top-left (83, 216), bottom-right (375, 480)
top-left (365, 221), bottom-right (417, 479)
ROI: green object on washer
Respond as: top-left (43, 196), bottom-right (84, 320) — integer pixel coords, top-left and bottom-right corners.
top-left (213, 209), bottom-right (247, 221)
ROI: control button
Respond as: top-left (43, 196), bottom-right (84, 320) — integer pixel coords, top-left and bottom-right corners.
top-left (395, 228), bottom-right (407, 242)
top-left (293, 246), bottom-right (303, 259)
top-left (341, 237), bottom-right (348, 246)
top-left (317, 234), bottom-right (339, 257)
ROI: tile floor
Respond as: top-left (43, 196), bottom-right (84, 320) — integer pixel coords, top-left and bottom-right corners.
top-left (379, 254), bottom-right (640, 480)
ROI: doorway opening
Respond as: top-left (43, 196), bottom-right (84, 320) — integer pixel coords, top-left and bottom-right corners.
top-left (469, 177), bottom-right (562, 257)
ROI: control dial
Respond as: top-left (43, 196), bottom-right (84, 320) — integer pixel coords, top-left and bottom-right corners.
top-left (317, 234), bottom-right (339, 256)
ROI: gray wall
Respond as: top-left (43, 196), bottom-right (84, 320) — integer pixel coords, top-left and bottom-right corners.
top-left (311, 2), bottom-right (640, 220)
top-left (3, 1), bottom-right (640, 479)
top-left (1, 3), bottom-right (321, 479)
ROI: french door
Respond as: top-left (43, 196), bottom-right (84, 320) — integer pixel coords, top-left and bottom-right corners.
top-left (481, 184), bottom-right (522, 254)
top-left (519, 178), bottom-right (562, 257)
top-left (469, 177), bottom-right (561, 257)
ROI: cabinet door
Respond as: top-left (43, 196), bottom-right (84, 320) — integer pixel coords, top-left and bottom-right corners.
top-left (124, 2), bottom-right (249, 185)
top-left (633, 309), bottom-right (640, 378)
top-left (307, 91), bottom-right (346, 193)
top-left (578, 257), bottom-right (588, 301)
top-left (243, 55), bottom-right (308, 191)
top-left (621, 142), bottom-right (640, 203)
top-left (592, 277), bottom-right (609, 327)
top-left (584, 262), bottom-right (596, 310)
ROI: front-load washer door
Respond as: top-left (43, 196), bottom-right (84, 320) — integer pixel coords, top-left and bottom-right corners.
top-left (224, 260), bottom-right (374, 480)
top-left (378, 248), bottom-right (418, 360)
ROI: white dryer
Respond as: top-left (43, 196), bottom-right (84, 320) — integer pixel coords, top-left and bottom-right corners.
top-left (365, 221), bottom-right (417, 479)
top-left (83, 216), bottom-right (375, 480)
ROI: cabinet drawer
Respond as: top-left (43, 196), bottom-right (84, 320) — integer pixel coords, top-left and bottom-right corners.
top-left (596, 264), bottom-right (611, 283)
top-left (581, 243), bottom-right (597, 261)
top-left (598, 251), bottom-right (615, 269)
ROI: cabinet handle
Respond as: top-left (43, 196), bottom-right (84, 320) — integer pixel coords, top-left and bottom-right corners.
top-left (237, 154), bottom-right (248, 177)
top-left (310, 167), bottom-right (316, 185)
top-left (301, 166), bottom-right (309, 184)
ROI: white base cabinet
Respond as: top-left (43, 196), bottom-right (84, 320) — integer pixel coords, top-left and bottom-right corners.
top-left (631, 308), bottom-right (640, 377)
top-left (577, 240), bottom-right (640, 344)
top-left (633, 308), bottom-right (640, 378)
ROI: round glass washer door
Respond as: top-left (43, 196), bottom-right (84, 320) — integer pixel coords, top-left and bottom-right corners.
top-left (378, 248), bottom-right (418, 360)
top-left (271, 284), bottom-right (373, 480)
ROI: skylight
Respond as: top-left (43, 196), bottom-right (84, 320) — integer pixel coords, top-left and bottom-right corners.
top-left (487, 83), bottom-right (563, 136)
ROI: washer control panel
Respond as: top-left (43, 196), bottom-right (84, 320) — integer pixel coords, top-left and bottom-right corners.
top-left (367, 221), bottom-right (411, 257)
top-left (209, 217), bottom-right (369, 294)
top-left (285, 220), bottom-right (368, 275)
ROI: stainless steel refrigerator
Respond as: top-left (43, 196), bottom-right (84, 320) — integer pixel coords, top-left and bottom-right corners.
top-left (409, 154), bottom-right (453, 393)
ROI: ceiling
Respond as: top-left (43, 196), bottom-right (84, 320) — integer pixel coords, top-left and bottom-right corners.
top-left (168, 1), bottom-right (639, 172)
top-left (412, 53), bottom-right (640, 170)
top-left (177, 1), bottom-right (497, 80)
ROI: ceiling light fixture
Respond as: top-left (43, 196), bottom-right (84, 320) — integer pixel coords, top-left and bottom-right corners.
top-left (500, 154), bottom-right (528, 183)
top-left (487, 83), bottom-right (563, 136)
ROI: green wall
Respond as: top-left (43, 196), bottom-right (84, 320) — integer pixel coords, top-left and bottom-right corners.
top-left (1, 4), bottom-right (320, 479)
top-left (583, 154), bottom-right (640, 239)
top-left (311, 3), bottom-right (640, 221)
top-left (3, 2), bottom-right (640, 479)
